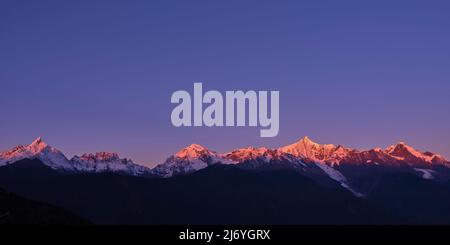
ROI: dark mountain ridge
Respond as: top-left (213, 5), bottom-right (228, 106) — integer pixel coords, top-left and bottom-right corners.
top-left (0, 159), bottom-right (400, 225)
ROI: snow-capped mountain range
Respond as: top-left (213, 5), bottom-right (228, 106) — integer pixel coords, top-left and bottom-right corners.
top-left (0, 137), bottom-right (149, 176)
top-left (155, 136), bottom-right (449, 176)
top-left (1, 137), bottom-right (449, 186)
top-left (71, 152), bottom-right (150, 176)
top-left (279, 136), bottom-right (449, 166)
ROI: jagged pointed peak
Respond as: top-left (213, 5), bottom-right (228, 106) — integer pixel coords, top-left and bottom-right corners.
top-left (0, 136), bottom-right (73, 170)
top-left (299, 136), bottom-right (316, 144)
top-left (280, 136), bottom-right (311, 150)
top-left (294, 136), bottom-right (338, 149)
top-left (27, 137), bottom-right (49, 153)
top-left (30, 137), bottom-right (46, 147)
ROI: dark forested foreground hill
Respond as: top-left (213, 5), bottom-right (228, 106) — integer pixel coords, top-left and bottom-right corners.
top-left (0, 187), bottom-right (89, 225)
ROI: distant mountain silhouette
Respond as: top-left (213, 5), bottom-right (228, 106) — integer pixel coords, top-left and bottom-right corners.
top-left (2, 138), bottom-right (450, 224)
top-left (0, 159), bottom-right (400, 225)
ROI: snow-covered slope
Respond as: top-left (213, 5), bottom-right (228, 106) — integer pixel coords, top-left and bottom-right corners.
top-left (314, 162), bottom-right (362, 196)
top-left (414, 168), bottom-right (435, 179)
top-left (0, 137), bottom-right (73, 170)
top-left (71, 152), bottom-right (151, 176)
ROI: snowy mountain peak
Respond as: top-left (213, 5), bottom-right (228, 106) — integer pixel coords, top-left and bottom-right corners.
top-left (299, 136), bottom-right (317, 144)
top-left (152, 144), bottom-right (227, 177)
top-left (386, 141), bottom-right (412, 151)
top-left (0, 138), bottom-right (72, 170)
top-left (296, 136), bottom-right (334, 147)
top-left (30, 136), bottom-right (45, 146)
top-left (174, 144), bottom-right (216, 159)
top-left (384, 142), bottom-right (440, 164)
top-left (298, 136), bottom-right (318, 146)
top-left (27, 137), bottom-right (52, 155)
top-left (279, 137), bottom-right (338, 162)
top-left (186, 143), bottom-right (207, 150)
top-left (386, 142), bottom-right (418, 156)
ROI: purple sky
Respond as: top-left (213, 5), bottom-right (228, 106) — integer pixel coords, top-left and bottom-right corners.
top-left (1, 0), bottom-right (449, 166)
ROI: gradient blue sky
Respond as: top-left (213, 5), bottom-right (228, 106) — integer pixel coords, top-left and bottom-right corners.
top-left (1, 0), bottom-right (449, 166)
